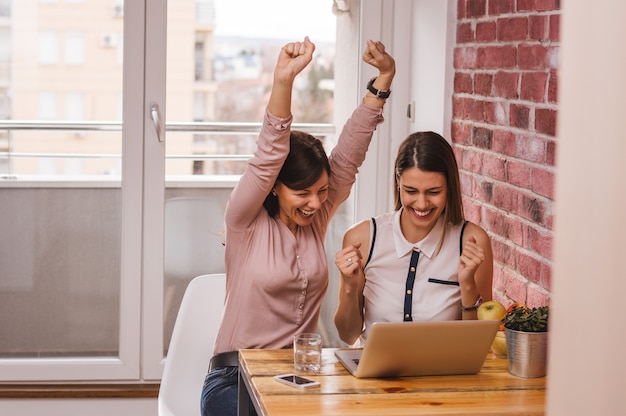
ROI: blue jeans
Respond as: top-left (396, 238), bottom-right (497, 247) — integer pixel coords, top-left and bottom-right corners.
top-left (201, 366), bottom-right (257, 416)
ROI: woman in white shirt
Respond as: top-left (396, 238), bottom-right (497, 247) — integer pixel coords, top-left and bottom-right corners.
top-left (334, 131), bottom-right (493, 345)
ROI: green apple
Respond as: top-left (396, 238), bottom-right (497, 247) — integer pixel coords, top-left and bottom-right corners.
top-left (477, 300), bottom-right (506, 321)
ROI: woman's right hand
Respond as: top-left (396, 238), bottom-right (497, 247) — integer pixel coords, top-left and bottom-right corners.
top-left (274, 36), bottom-right (316, 83)
top-left (335, 242), bottom-right (363, 287)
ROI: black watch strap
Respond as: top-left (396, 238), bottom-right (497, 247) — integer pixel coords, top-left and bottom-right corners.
top-left (367, 77), bottom-right (391, 99)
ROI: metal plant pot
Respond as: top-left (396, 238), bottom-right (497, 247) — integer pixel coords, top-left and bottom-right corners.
top-left (504, 328), bottom-right (548, 378)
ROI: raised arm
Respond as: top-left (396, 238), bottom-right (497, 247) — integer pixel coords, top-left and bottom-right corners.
top-left (268, 37), bottom-right (315, 118)
top-left (225, 37), bottom-right (315, 231)
top-left (361, 39), bottom-right (395, 109)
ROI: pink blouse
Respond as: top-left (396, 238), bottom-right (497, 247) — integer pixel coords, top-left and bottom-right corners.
top-left (213, 103), bottom-right (384, 354)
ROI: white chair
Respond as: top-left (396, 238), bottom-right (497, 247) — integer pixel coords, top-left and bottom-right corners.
top-left (158, 273), bottom-right (227, 416)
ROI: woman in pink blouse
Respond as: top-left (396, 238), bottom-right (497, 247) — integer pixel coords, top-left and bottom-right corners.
top-left (201, 37), bottom-right (395, 416)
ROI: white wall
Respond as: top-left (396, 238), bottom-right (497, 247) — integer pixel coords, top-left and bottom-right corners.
top-left (547, 0), bottom-right (626, 414)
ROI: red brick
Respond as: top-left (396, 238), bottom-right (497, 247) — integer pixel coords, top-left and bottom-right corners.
top-left (461, 148), bottom-right (484, 173)
top-left (535, 107), bottom-right (557, 136)
top-left (526, 287), bottom-right (550, 308)
top-left (485, 211), bottom-right (524, 249)
top-left (518, 192), bottom-right (545, 224)
top-left (478, 45), bottom-right (517, 68)
top-left (467, 98), bottom-right (486, 122)
top-left (547, 69), bottom-right (558, 103)
top-left (540, 263), bottom-right (551, 291)
top-left (516, 251), bottom-right (542, 284)
top-left (530, 167), bottom-right (554, 199)
top-left (525, 225), bottom-right (553, 260)
top-left (510, 103), bottom-right (530, 129)
top-left (467, 0), bottom-right (487, 17)
top-left (451, 121), bottom-right (471, 144)
top-left (518, 44), bottom-right (549, 69)
top-left (459, 169), bottom-right (473, 192)
top-left (493, 183), bottom-right (518, 213)
top-left (484, 100), bottom-right (507, 125)
top-left (454, 46), bottom-right (478, 69)
top-left (506, 160), bottom-right (531, 188)
top-left (462, 199), bottom-right (482, 223)
top-left (452, 96), bottom-right (467, 119)
top-left (545, 139), bottom-right (556, 166)
top-left (457, 0), bottom-right (467, 19)
top-left (528, 15), bottom-right (547, 41)
top-left (517, 0), bottom-right (536, 12)
top-left (493, 70), bottom-right (519, 98)
top-left (474, 72), bottom-right (493, 96)
top-left (472, 126), bottom-right (493, 149)
top-left (516, 134), bottom-right (545, 163)
top-left (549, 14), bottom-right (560, 41)
top-left (488, 0), bottom-right (515, 15)
top-left (457, 22), bottom-right (475, 43)
top-left (454, 72), bottom-right (473, 93)
top-left (473, 177), bottom-right (494, 202)
top-left (492, 129), bottom-right (516, 156)
top-left (497, 17), bottom-right (528, 41)
top-left (500, 274), bottom-right (528, 304)
top-left (476, 21), bottom-right (497, 42)
top-left (535, 0), bottom-right (560, 12)
top-left (546, 45), bottom-right (559, 69)
top-left (520, 71), bottom-right (548, 102)
top-left (491, 239), bottom-right (516, 269)
top-left (483, 153), bottom-right (507, 181)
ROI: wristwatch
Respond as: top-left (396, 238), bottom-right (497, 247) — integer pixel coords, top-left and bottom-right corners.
top-left (367, 77), bottom-right (391, 99)
top-left (461, 294), bottom-right (483, 312)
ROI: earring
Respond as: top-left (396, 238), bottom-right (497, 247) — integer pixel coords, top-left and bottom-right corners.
top-left (272, 190), bottom-right (277, 197)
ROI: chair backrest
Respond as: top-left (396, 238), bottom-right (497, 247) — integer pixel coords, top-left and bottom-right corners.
top-left (158, 273), bottom-right (226, 416)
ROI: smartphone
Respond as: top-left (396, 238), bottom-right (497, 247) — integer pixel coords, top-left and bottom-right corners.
top-left (273, 373), bottom-right (320, 389)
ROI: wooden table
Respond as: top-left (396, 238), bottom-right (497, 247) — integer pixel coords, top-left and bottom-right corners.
top-left (238, 348), bottom-right (546, 416)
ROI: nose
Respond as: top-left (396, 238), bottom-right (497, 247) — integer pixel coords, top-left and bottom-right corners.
top-left (307, 194), bottom-right (322, 210)
top-left (414, 194), bottom-right (428, 209)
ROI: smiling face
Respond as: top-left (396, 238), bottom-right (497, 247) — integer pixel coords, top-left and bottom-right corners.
top-left (274, 170), bottom-right (329, 234)
top-left (397, 167), bottom-right (448, 243)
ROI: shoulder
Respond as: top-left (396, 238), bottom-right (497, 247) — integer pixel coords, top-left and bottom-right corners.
top-left (462, 221), bottom-right (491, 247)
top-left (343, 219), bottom-right (371, 246)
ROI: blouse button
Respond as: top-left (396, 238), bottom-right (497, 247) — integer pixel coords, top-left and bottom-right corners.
top-left (299, 304), bottom-right (304, 310)
top-left (404, 313), bottom-right (410, 319)
top-left (301, 290), bottom-right (306, 295)
top-left (406, 289), bottom-right (412, 295)
top-left (410, 267), bottom-right (416, 272)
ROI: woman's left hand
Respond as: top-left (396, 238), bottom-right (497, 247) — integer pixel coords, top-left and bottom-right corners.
top-left (458, 236), bottom-right (485, 285)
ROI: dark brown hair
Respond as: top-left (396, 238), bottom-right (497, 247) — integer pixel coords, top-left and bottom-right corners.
top-left (263, 130), bottom-right (331, 217)
top-left (393, 131), bottom-right (464, 225)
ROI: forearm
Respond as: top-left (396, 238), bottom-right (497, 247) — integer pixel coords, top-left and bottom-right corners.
top-left (334, 281), bottom-right (365, 345)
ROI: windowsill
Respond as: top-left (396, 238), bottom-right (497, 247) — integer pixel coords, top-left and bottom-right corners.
top-left (0, 175), bottom-right (241, 188)
top-left (0, 383), bottom-right (160, 399)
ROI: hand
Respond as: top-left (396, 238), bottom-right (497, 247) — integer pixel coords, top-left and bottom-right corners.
top-left (335, 242), bottom-right (363, 289)
top-left (458, 236), bottom-right (485, 286)
top-left (362, 39), bottom-right (395, 77)
top-left (274, 36), bottom-right (316, 83)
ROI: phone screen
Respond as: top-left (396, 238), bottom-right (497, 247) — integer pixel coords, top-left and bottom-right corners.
top-left (279, 375), bottom-right (313, 385)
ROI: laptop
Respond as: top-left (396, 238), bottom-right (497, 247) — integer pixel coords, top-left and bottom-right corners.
top-left (335, 320), bottom-right (500, 378)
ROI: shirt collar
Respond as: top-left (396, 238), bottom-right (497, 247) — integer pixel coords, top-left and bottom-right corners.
top-left (392, 209), bottom-right (445, 259)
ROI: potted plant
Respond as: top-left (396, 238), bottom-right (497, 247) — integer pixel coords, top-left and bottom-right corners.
top-left (502, 304), bottom-right (549, 378)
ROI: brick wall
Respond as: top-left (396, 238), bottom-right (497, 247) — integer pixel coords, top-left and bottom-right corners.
top-left (452, 0), bottom-right (560, 307)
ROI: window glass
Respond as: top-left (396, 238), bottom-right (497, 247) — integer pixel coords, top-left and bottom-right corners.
top-left (38, 30), bottom-right (58, 64)
top-left (64, 31), bottom-right (84, 64)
